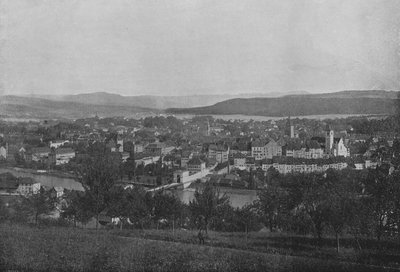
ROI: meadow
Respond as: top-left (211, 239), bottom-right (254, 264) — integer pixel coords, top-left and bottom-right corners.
top-left (1, 223), bottom-right (399, 272)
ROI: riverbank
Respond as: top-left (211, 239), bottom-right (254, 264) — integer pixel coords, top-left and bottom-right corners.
top-left (0, 167), bottom-right (84, 191)
top-left (0, 166), bottom-right (77, 179)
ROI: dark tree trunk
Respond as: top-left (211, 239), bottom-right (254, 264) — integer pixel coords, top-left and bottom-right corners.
top-left (335, 232), bottom-right (340, 253)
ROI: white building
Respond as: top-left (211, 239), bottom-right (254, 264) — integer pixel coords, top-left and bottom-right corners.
top-left (251, 139), bottom-right (282, 160)
top-left (261, 157), bottom-right (348, 175)
top-left (325, 129), bottom-right (350, 157)
top-left (17, 178), bottom-right (41, 195)
top-left (233, 153), bottom-right (246, 170)
top-left (0, 144), bottom-right (7, 160)
top-left (55, 148), bottom-right (75, 165)
top-left (50, 140), bottom-right (69, 149)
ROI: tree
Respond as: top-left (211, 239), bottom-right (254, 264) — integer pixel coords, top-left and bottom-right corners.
top-left (387, 172), bottom-right (400, 241)
top-left (124, 187), bottom-right (151, 229)
top-left (0, 198), bottom-right (9, 222)
top-left (107, 185), bottom-right (152, 229)
top-left (325, 179), bottom-right (356, 253)
top-left (21, 187), bottom-right (57, 225)
top-left (124, 157), bottom-right (135, 181)
top-left (299, 173), bottom-right (329, 244)
top-left (136, 163), bottom-right (145, 176)
top-left (363, 165), bottom-right (393, 241)
top-left (151, 191), bottom-right (182, 230)
top-left (76, 145), bottom-right (120, 230)
top-left (189, 182), bottom-right (230, 233)
top-left (235, 204), bottom-right (260, 236)
top-left (257, 184), bottom-right (288, 232)
top-left (61, 190), bottom-right (94, 227)
top-left (107, 186), bottom-right (130, 229)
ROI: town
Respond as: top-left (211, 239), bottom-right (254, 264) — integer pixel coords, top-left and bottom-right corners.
top-left (2, 112), bottom-right (400, 271)
top-left (1, 114), bottom-right (396, 193)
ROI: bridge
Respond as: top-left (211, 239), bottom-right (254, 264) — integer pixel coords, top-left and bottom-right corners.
top-left (147, 163), bottom-right (218, 192)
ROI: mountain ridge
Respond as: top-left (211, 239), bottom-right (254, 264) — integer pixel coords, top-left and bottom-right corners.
top-left (166, 90), bottom-right (399, 117)
top-left (24, 90), bottom-right (311, 109)
top-left (0, 95), bottom-right (156, 119)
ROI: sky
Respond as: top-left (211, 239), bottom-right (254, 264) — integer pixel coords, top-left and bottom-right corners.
top-left (1, 0), bottom-right (399, 96)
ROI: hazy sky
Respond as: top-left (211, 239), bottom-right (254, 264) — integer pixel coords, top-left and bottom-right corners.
top-left (1, 0), bottom-right (399, 96)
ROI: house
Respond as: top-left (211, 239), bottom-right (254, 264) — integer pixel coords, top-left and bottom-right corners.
top-left (163, 153), bottom-right (178, 167)
top-left (49, 186), bottom-right (64, 198)
top-left (261, 159), bottom-right (273, 171)
top-left (285, 140), bottom-right (324, 159)
top-left (251, 140), bottom-right (265, 160)
top-left (117, 137), bottom-right (124, 153)
top-left (352, 157), bottom-right (365, 170)
top-left (49, 140), bottom-right (69, 149)
top-left (0, 172), bottom-right (19, 195)
top-left (121, 152), bottom-right (130, 162)
top-left (265, 139), bottom-right (282, 159)
top-left (251, 139), bottom-right (282, 160)
top-left (114, 125), bottom-right (128, 135)
top-left (134, 142), bottom-right (145, 153)
top-left (208, 144), bottom-right (229, 163)
top-left (332, 138), bottom-right (349, 157)
top-left (263, 157), bottom-right (348, 175)
top-left (0, 180), bottom-right (18, 195)
top-left (54, 147), bottom-right (75, 165)
top-left (106, 140), bottom-right (118, 152)
top-left (17, 177), bottom-right (41, 195)
top-left (134, 152), bottom-right (160, 166)
top-left (30, 147), bottom-right (51, 162)
top-left (219, 173), bottom-right (248, 188)
top-left (145, 142), bottom-right (166, 156)
top-left (180, 150), bottom-right (193, 168)
top-left (245, 157), bottom-right (256, 170)
top-left (233, 153), bottom-right (246, 170)
top-left (187, 157), bottom-right (206, 175)
top-left (0, 143), bottom-right (7, 160)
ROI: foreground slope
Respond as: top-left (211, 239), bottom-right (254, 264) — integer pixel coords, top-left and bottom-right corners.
top-left (0, 224), bottom-right (397, 272)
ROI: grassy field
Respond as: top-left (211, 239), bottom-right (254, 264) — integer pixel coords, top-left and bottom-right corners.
top-left (111, 228), bottom-right (400, 268)
top-left (0, 224), bottom-right (399, 272)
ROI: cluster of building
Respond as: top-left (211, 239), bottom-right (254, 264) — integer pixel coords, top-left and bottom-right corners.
top-left (1, 115), bottom-right (396, 191)
top-left (228, 128), bottom-right (351, 174)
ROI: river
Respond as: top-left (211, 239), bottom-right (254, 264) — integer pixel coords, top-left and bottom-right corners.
top-left (0, 168), bottom-right (84, 191)
top-left (1, 168), bottom-right (258, 208)
top-left (172, 187), bottom-right (258, 208)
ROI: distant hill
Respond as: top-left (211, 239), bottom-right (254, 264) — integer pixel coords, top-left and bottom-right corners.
top-left (32, 90), bottom-right (310, 109)
top-left (0, 96), bottom-right (156, 119)
top-left (166, 90), bottom-right (399, 117)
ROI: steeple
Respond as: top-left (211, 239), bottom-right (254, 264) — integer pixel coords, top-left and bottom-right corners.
top-left (325, 125), bottom-right (334, 154)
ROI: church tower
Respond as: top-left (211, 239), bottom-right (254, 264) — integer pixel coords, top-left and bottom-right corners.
top-left (286, 115), bottom-right (292, 137)
top-left (325, 127), bottom-right (334, 154)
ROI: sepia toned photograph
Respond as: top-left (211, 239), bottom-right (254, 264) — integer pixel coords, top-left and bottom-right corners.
top-left (1, 0), bottom-right (400, 271)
